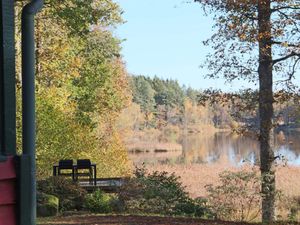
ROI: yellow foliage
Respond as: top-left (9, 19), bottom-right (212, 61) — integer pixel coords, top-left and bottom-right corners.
top-left (81, 132), bottom-right (132, 178)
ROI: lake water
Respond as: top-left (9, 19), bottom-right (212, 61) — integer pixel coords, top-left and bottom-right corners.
top-left (129, 130), bottom-right (300, 166)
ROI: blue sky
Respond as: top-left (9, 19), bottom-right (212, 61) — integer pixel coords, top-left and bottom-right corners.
top-left (115, 0), bottom-right (252, 91)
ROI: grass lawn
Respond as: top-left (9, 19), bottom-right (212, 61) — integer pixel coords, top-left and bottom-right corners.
top-left (37, 214), bottom-right (300, 225)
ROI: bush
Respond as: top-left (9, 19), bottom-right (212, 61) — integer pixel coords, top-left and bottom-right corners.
top-left (37, 176), bottom-right (87, 211)
top-left (277, 195), bottom-right (300, 222)
top-left (206, 170), bottom-right (261, 222)
top-left (84, 190), bottom-right (114, 213)
top-left (118, 166), bottom-right (212, 217)
top-left (174, 197), bottom-right (215, 218)
top-left (290, 196), bottom-right (300, 221)
top-left (37, 192), bottom-right (59, 217)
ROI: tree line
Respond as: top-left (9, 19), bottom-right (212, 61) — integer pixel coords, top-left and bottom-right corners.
top-left (127, 75), bottom-right (300, 135)
top-left (128, 75), bottom-right (225, 132)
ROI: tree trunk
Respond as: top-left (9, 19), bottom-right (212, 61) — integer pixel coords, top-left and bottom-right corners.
top-left (258, 0), bottom-right (275, 222)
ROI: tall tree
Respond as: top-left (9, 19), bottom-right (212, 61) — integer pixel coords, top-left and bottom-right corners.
top-left (194, 0), bottom-right (300, 222)
top-left (131, 76), bottom-right (156, 127)
top-left (14, 0), bottom-right (131, 178)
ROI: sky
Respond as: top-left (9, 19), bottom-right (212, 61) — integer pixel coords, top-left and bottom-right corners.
top-left (115, 0), bottom-right (253, 91)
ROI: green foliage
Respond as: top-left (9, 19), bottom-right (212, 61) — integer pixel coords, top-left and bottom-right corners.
top-left (17, 86), bottom-right (131, 179)
top-left (151, 76), bottom-right (185, 109)
top-left (130, 75), bottom-right (193, 130)
top-left (83, 132), bottom-right (132, 178)
top-left (131, 75), bottom-right (185, 111)
top-left (186, 87), bottom-right (200, 104)
top-left (32, 89), bottom-right (96, 178)
top-left (72, 30), bottom-right (129, 127)
top-left (174, 197), bottom-right (215, 218)
top-left (53, 0), bottom-right (122, 34)
top-left (84, 190), bottom-right (114, 213)
top-left (37, 192), bottom-right (59, 217)
top-left (15, 0), bottom-right (131, 179)
top-left (16, 0), bottom-right (122, 35)
top-left (118, 167), bottom-right (212, 217)
top-left (206, 170), bottom-right (261, 222)
top-left (131, 76), bottom-right (156, 115)
top-left (127, 75), bottom-right (233, 134)
top-left (37, 176), bottom-right (87, 212)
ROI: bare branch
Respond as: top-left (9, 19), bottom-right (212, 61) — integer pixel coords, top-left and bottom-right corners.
top-left (275, 57), bottom-right (300, 84)
top-left (273, 51), bottom-right (300, 64)
top-left (271, 5), bottom-right (300, 13)
top-left (273, 9), bottom-right (300, 35)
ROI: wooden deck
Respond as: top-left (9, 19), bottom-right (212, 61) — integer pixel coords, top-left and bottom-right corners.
top-left (78, 177), bottom-right (125, 193)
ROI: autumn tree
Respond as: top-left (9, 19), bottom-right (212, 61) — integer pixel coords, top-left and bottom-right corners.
top-left (14, 0), bottom-right (131, 178)
top-left (194, 0), bottom-right (300, 222)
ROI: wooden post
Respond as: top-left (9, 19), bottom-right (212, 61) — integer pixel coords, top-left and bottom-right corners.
top-left (0, 0), bottom-right (16, 156)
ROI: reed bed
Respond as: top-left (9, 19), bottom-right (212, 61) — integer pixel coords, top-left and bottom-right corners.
top-left (147, 163), bottom-right (300, 198)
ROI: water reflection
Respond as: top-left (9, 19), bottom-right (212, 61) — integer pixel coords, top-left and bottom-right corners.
top-left (129, 130), bottom-right (300, 166)
top-left (179, 132), bottom-right (260, 166)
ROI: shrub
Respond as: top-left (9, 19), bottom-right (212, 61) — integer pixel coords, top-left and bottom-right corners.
top-left (37, 192), bottom-right (59, 217)
top-left (37, 176), bottom-right (87, 211)
top-left (277, 195), bottom-right (300, 222)
top-left (118, 166), bottom-right (212, 217)
top-left (174, 197), bottom-right (215, 218)
top-left (84, 190), bottom-right (114, 213)
top-left (206, 170), bottom-right (261, 222)
top-left (290, 196), bottom-right (300, 221)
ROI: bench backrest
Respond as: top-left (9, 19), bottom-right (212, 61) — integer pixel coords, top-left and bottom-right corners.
top-left (76, 159), bottom-right (91, 169)
top-left (58, 160), bottom-right (73, 169)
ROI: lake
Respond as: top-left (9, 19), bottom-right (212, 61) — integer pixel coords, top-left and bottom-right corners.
top-left (129, 130), bottom-right (300, 166)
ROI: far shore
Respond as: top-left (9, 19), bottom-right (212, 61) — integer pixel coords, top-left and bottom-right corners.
top-left (126, 142), bottom-right (182, 153)
top-left (124, 127), bottom-right (231, 153)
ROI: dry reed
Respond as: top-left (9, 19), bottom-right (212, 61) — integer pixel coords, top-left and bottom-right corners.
top-left (147, 163), bottom-right (300, 198)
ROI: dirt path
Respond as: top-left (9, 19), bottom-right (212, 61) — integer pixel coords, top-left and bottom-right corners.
top-left (38, 215), bottom-right (299, 225)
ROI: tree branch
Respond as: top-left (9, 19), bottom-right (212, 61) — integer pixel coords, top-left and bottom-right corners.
top-left (275, 57), bottom-right (300, 84)
top-left (273, 52), bottom-right (300, 64)
top-left (271, 41), bottom-right (300, 48)
top-left (271, 5), bottom-right (300, 13)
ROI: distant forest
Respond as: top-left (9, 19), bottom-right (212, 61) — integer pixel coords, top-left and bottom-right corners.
top-left (118, 75), bottom-right (300, 137)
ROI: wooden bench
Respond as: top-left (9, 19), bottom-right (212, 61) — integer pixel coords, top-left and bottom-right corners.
top-left (57, 159), bottom-right (75, 180)
top-left (75, 159), bottom-right (94, 184)
top-left (53, 159), bottom-right (97, 185)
